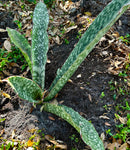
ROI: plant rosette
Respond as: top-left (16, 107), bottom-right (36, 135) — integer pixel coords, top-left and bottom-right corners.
top-left (2, 0), bottom-right (130, 149)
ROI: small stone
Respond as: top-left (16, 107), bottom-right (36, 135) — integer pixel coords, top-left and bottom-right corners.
top-left (102, 51), bottom-right (108, 56)
top-left (77, 74), bottom-right (81, 78)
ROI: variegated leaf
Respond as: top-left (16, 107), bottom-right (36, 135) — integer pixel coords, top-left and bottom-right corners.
top-left (4, 76), bottom-right (43, 103)
top-left (43, 103), bottom-right (104, 150)
top-left (45, 0), bottom-right (130, 101)
top-left (6, 28), bottom-right (32, 73)
top-left (32, 2), bottom-right (49, 90)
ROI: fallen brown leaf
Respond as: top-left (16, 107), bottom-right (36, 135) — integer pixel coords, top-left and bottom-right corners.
top-left (116, 114), bottom-right (127, 124)
top-left (3, 70), bottom-right (11, 76)
top-left (107, 142), bottom-right (120, 150)
top-left (88, 94), bottom-right (92, 102)
top-left (9, 62), bottom-right (19, 68)
top-left (0, 129), bottom-right (5, 136)
top-left (45, 135), bottom-right (67, 149)
top-left (66, 25), bottom-right (77, 33)
top-left (119, 143), bottom-right (129, 150)
top-left (99, 115), bottom-right (110, 120)
top-left (25, 29), bottom-right (31, 38)
top-left (100, 132), bottom-right (105, 141)
top-left (105, 122), bottom-right (111, 126)
top-left (112, 31), bottom-right (120, 38)
top-left (48, 116), bottom-right (55, 121)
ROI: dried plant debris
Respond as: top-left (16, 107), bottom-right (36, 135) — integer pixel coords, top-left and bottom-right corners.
top-left (108, 37), bottom-right (130, 78)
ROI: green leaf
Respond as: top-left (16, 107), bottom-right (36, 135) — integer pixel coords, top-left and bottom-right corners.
top-left (43, 103), bottom-right (104, 150)
top-left (32, 2), bottom-right (49, 90)
top-left (4, 76), bottom-right (43, 103)
top-left (6, 28), bottom-right (32, 73)
top-left (45, 0), bottom-right (130, 101)
top-left (0, 118), bottom-right (6, 123)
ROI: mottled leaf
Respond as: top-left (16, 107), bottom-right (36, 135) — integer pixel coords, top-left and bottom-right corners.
top-left (6, 28), bottom-right (32, 73)
top-left (4, 76), bottom-right (42, 103)
top-left (43, 103), bottom-right (105, 150)
top-left (45, 0), bottom-right (130, 101)
top-left (32, 2), bottom-right (49, 90)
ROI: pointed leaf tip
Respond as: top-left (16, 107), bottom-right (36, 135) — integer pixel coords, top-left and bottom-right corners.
top-left (32, 1), bottom-right (49, 90)
top-left (6, 27), bottom-right (32, 73)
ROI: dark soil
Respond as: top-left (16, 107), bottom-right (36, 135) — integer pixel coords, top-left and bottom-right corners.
top-left (0, 12), bottom-right (17, 48)
top-left (0, 1), bottom-right (130, 150)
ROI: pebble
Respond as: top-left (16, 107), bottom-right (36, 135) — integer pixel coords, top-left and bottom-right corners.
top-left (101, 51), bottom-right (108, 56)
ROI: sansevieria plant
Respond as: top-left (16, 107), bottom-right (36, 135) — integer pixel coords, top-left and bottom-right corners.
top-left (2, 0), bottom-right (129, 149)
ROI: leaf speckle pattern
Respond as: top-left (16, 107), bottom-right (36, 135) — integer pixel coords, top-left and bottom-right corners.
top-left (32, 2), bottom-right (49, 90)
top-left (45, 0), bottom-right (130, 101)
top-left (6, 28), bottom-right (32, 73)
top-left (7, 76), bottom-right (43, 103)
top-left (43, 103), bottom-right (105, 150)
